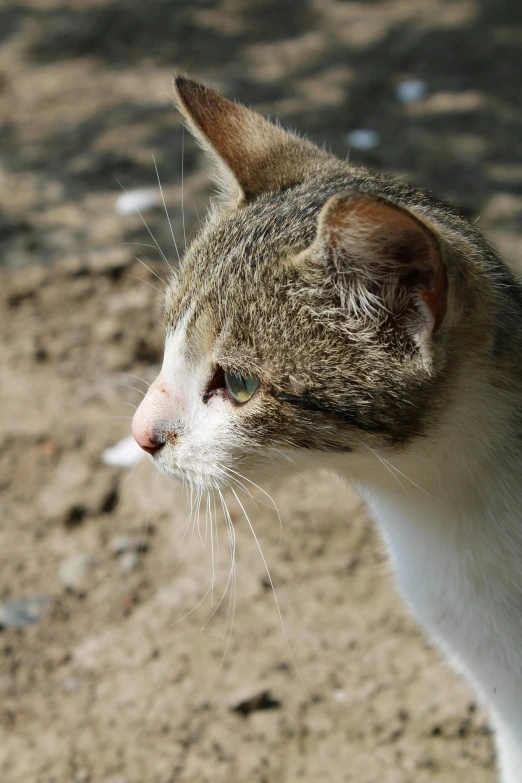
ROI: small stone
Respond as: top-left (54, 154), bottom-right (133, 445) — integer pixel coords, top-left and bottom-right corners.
top-left (119, 551), bottom-right (140, 574)
top-left (154, 575), bottom-right (202, 610)
top-left (228, 687), bottom-right (281, 717)
top-left (109, 535), bottom-right (147, 556)
top-left (59, 554), bottom-right (95, 591)
top-left (62, 677), bottom-right (85, 692)
top-left (332, 689), bottom-right (348, 704)
top-left (155, 585), bottom-right (179, 608)
top-left (0, 595), bottom-right (51, 629)
top-left (396, 79), bottom-right (427, 103)
top-left (345, 129), bottom-right (380, 150)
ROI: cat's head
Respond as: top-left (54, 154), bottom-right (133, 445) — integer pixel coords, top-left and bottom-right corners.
top-left (132, 78), bottom-right (478, 492)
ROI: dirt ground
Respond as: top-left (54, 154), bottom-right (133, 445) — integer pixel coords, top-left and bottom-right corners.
top-left (1, 1), bottom-right (522, 781)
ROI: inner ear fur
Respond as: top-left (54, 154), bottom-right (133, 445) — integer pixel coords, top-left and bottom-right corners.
top-left (173, 76), bottom-right (324, 203)
top-left (312, 190), bottom-right (447, 333)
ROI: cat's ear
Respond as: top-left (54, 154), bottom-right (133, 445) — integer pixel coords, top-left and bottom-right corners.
top-left (173, 77), bottom-right (320, 204)
top-left (310, 190), bottom-right (447, 335)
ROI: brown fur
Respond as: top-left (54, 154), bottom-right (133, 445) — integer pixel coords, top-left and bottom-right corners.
top-left (165, 77), bottom-right (522, 460)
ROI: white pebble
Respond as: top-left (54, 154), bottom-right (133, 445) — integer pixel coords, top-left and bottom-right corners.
top-left (119, 551), bottom-right (140, 574)
top-left (59, 554), bottom-right (94, 591)
top-left (109, 535), bottom-right (145, 556)
top-left (396, 79), bottom-right (427, 103)
top-left (115, 189), bottom-right (159, 216)
top-left (345, 129), bottom-right (380, 151)
top-left (102, 435), bottom-right (142, 469)
top-left (62, 677), bottom-right (85, 693)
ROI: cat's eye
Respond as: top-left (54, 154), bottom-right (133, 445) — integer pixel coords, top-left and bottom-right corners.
top-left (224, 371), bottom-right (260, 403)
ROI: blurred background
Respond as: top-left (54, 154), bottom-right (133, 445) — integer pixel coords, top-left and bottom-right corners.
top-left (1, 1), bottom-right (520, 781)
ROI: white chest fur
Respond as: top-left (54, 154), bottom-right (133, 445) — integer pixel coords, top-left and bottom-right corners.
top-left (346, 455), bottom-right (522, 783)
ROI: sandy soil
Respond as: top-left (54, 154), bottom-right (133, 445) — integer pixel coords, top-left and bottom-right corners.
top-left (1, 1), bottom-right (522, 782)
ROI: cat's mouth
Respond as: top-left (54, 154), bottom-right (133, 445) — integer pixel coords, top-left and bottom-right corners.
top-left (150, 447), bottom-right (230, 492)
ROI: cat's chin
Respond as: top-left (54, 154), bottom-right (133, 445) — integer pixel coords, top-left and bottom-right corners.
top-left (151, 450), bottom-right (302, 496)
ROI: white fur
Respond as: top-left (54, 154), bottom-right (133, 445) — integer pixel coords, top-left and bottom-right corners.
top-left (134, 313), bottom-right (248, 491)
top-left (326, 364), bottom-right (522, 783)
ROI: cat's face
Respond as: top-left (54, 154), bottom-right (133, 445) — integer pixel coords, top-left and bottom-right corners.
top-left (132, 78), bottom-right (461, 492)
top-left (132, 188), bottom-right (338, 491)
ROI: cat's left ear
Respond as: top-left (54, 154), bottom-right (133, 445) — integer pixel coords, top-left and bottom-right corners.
top-left (173, 77), bottom-right (322, 204)
top-left (309, 190), bottom-right (447, 335)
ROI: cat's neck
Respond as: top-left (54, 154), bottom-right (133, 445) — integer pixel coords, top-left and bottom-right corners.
top-left (335, 357), bottom-right (522, 534)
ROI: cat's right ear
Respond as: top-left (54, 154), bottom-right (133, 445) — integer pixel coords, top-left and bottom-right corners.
top-left (173, 77), bottom-right (320, 204)
top-left (307, 190), bottom-right (447, 338)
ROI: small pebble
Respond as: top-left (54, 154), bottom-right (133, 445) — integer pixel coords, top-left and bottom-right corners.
top-left (119, 551), bottom-right (140, 574)
top-left (109, 535), bottom-right (147, 556)
top-left (396, 79), bottom-right (427, 103)
top-left (155, 586), bottom-right (179, 608)
top-left (102, 436), bottom-right (142, 469)
top-left (0, 595), bottom-right (50, 629)
top-left (345, 129), bottom-right (380, 151)
top-left (62, 677), bottom-right (85, 693)
top-left (59, 554), bottom-right (94, 591)
top-left (332, 689), bottom-right (348, 704)
top-left (115, 188), bottom-right (159, 216)
top-left (228, 687), bottom-right (281, 716)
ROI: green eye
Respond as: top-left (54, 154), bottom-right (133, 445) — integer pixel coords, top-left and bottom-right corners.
top-left (224, 371), bottom-right (260, 403)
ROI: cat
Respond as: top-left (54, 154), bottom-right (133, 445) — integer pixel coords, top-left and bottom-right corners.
top-left (132, 77), bottom-right (522, 782)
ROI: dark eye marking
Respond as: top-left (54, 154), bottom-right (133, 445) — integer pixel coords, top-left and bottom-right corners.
top-left (276, 390), bottom-right (358, 425)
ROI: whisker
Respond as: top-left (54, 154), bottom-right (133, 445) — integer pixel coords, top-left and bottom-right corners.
top-left (208, 493), bottom-right (215, 606)
top-left (128, 275), bottom-right (162, 293)
top-left (135, 255), bottom-right (166, 285)
top-left (360, 438), bottom-right (444, 505)
top-left (153, 153), bottom-right (181, 263)
top-left (212, 493), bottom-right (219, 576)
top-left (122, 242), bottom-right (166, 253)
top-left (195, 491), bottom-right (205, 549)
top-left (230, 487), bottom-right (308, 692)
top-left (119, 383), bottom-right (146, 398)
top-left (113, 372), bottom-right (151, 388)
top-left (203, 492), bottom-right (209, 551)
top-left (204, 491), bottom-right (235, 629)
top-left (359, 440), bottom-right (407, 495)
top-left (116, 178), bottom-right (174, 273)
top-left (219, 491), bottom-right (236, 663)
top-left (172, 583), bottom-right (213, 628)
top-left (224, 466), bottom-right (283, 545)
top-left (222, 472), bottom-right (261, 512)
top-left (165, 488), bottom-right (201, 585)
top-left (181, 125), bottom-right (187, 249)
top-left (384, 457), bottom-right (445, 505)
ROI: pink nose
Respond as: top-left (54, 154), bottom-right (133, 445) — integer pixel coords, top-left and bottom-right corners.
top-left (132, 425), bottom-right (164, 455)
top-left (132, 374), bottom-right (172, 455)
